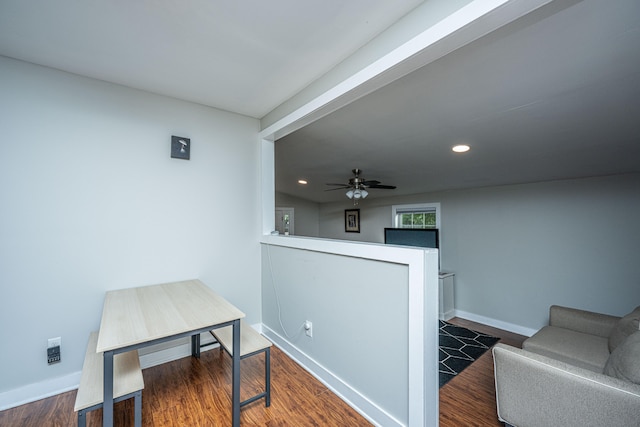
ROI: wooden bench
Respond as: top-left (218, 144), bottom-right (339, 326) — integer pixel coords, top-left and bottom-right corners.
top-left (74, 331), bottom-right (144, 427)
top-left (198, 320), bottom-right (272, 408)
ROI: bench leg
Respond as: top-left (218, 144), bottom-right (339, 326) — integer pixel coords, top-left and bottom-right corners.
top-left (78, 409), bottom-right (86, 427)
top-left (134, 390), bottom-right (142, 427)
top-left (265, 348), bottom-right (271, 407)
top-left (103, 351), bottom-right (114, 427)
top-left (232, 319), bottom-right (241, 427)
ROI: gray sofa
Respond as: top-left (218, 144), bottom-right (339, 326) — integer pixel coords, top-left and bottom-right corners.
top-left (493, 305), bottom-right (640, 427)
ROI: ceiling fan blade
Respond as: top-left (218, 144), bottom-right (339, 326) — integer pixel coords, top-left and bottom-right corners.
top-left (367, 184), bottom-right (396, 189)
top-left (326, 170), bottom-right (397, 194)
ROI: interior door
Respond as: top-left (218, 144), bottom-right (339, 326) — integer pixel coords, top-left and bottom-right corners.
top-left (275, 207), bottom-right (294, 235)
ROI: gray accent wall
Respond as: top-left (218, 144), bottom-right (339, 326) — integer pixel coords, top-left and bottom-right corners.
top-left (262, 244), bottom-right (410, 422)
top-left (261, 238), bottom-right (440, 426)
top-left (275, 191), bottom-right (320, 237)
top-left (317, 174), bottom-right (640, 332)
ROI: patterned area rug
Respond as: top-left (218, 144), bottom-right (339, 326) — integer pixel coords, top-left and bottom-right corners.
top-left (439, 320), bottom-right (500, 387)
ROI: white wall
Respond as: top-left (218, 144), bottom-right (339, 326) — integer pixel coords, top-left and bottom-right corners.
top-left (318, 174), bottom-right (640, 333)
top-left (0, 57), bottom-right (262, 401)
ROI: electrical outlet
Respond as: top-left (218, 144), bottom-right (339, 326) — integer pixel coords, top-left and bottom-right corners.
top-left (47, 337), bottom-right (61, 364)
top-left (47, 346), bottom-right (61, 364)
top-left (304, 321), bottom-right (313, 338)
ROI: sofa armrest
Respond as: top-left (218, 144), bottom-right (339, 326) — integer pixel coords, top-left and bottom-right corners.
top-left (549, 305), bottom-right (620, 338)
top-left (493, 343), bottom-right (640, 427)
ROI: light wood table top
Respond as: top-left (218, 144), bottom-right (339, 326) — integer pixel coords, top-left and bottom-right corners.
top-left (97, 279), bottom-right (245, 353)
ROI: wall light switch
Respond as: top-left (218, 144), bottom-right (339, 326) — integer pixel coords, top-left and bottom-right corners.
top-left (171, 135), bottom-right (190, 160)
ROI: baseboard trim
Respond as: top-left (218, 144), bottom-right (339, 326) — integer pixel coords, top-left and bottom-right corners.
top-left (454, 309), bottom-right (537, 337)
top-left (439, 309), bottom-right (455, 321)
top-left (0, 372), bottom-right (81, 411)
top-left (0, 325), bottom-right (261, 411)
top-left (261, 324), bottom-right (402, 427)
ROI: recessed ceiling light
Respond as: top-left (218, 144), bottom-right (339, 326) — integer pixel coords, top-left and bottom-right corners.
top-left (298, 179), bottom-right (308, 185)
top-left (452, 144), bottom-right (470, 153)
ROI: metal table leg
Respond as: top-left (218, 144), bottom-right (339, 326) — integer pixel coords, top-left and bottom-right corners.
top-left (265, 347), bottom-right (271, 407)
top-left (191, 334), bottom-right (201, 358)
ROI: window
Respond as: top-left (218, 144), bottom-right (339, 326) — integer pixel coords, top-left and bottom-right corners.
top-left (392, 203), bottom-right (440, 229)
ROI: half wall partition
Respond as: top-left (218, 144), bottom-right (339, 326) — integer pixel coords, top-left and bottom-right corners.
top-left (261, 235), bottom-right (439, 426)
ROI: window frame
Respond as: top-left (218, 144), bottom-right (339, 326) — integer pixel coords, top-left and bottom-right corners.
top-left (391, 202), bottom-right (441, 229)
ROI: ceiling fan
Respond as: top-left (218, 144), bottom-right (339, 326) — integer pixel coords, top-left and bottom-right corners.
top-left (326, 168), bottom-right (396, 204)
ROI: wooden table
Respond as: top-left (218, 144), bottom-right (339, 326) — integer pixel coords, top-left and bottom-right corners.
top-left (97, 279), bottom-right (245, 427)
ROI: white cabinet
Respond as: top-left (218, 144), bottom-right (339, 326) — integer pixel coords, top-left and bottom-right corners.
top-left (438, 272), bottom-right (455, 321)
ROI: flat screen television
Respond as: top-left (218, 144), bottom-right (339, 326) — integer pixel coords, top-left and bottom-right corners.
top-left (384, 228), bottom-right (439, 249)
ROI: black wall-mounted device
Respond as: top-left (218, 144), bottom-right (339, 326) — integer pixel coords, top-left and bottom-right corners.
top-left (171, 135), bottom-right (191, 160)
top-left (47, 346), bottom-right (61, 364)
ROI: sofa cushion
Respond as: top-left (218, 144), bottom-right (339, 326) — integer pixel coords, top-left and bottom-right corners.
top-left (604, 330), bottom-right (640, 384)
top-left (523, 326), bottom-right (610, 372)
top-left (608, 306), bottom-right (640, 352)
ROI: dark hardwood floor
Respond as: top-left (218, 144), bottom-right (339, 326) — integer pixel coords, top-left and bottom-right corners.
top-left (440, 318), bottom-right (526, 427)
top-left (0, 318), bottom-right (525, 426)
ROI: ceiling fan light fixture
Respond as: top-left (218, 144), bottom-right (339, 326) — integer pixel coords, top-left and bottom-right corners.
top-left (332, 169), bottom-right (395, 204)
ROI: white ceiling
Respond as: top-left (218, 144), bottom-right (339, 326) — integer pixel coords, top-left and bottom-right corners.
top-left (276, 0), bottom-right (640, 203)
top-left (0, 0), bottom-right (422, 118)
top-left (2, 0), bottom-right (639, 205)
